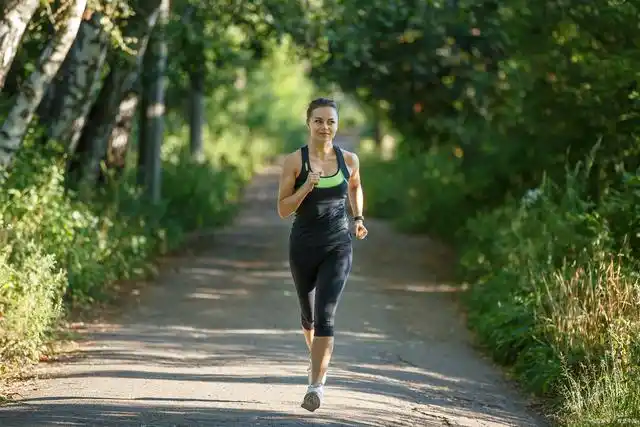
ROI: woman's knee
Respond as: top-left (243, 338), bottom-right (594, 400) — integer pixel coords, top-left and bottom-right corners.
top-left (313, 305), bottom-right (337, 337)
top-left (314, 322), bottom-right (335, 337)
top-left (301, 317), bottom-right (313, 331)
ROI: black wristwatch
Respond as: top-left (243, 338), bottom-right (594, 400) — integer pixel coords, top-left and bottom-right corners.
top-left (353, 215), bottom-right (364, 222)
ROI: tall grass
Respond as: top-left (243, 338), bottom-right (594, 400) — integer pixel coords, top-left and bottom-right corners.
top-left (546, 262), bottom-right (640, 425)
top-left (360, 139), bottom-right (640, 425)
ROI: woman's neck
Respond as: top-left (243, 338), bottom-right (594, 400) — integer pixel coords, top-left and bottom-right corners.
top-left (309, 140), bottom-right (333, 159)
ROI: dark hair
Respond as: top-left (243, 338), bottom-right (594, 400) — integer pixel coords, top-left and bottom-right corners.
top-left (306, 98), bottom-right (338, 122)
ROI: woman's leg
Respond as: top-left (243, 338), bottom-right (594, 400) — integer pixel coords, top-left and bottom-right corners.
top-left (289, 244), bottom-right (318, 355)
top-left (303, 327), bottom-right (317, 385)
top-left (303, 328), bottom-right (314, 351)
top-left (309, 242), bottom-right (353, 386)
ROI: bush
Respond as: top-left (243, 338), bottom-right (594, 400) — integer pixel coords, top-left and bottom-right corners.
top-left (0, 136), bottom-right (266, 372)
top-left (457, 164), bottom-right (640, 424)
top-left (362, 139), bottom-right (640, 424)
top-left (0, 249), bottom-right (66, 366)
top-left (0, 40), bottom-right (312, 373)
top-left (359, 139), bottom-right (469, 239)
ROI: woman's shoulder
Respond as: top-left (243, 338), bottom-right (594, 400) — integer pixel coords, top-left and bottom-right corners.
top-left (338, 147), bottom-right (359, 168)
top-left (282, 147), bottom-right (304, 171)
top-left (284, 146), bottom-right (304, 160)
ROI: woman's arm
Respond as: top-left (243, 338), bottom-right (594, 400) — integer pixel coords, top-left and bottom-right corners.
top-left (277, 153), bottom-right (313, 218)
top-left (346, 152), bottom-right (364, 218)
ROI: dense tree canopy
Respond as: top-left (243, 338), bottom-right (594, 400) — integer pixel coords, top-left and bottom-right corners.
top-left (289, 0), bottom-right (639, 210)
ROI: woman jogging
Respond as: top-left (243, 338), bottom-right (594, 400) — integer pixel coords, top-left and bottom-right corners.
top-left (277, 97), bottom-right (368, 412)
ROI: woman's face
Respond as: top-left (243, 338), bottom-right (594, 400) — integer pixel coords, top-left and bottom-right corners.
top-left (308, 106), bottom-right (338, 143)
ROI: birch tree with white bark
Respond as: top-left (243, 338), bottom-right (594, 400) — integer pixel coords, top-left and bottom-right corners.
top-left (44, 10), bottom-right (109, 154)
top-left (0, 0), bottom-right (87, 167)
top-left (0, 0), bottom-right (40, 90)
top-left (73, 0), bottom-right (162, 186)
top-left (139, 0), bottom-right (170, 203)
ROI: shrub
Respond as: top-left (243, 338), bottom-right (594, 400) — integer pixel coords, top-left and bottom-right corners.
top-left (0, 48), bottom-right (310, 372)
top-left (360, 140), bottom-right (468, 239)
top-left (0, 249), bottom-right (66, 366)
top-left (458, 164), bottom-right (640, 423)
top-left (362, 139), bottom-right (640, 424)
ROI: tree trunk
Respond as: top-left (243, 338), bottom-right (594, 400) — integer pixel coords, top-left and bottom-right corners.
top-left (139, 0), bottom-right (169, 204)
top-left (372, 104), bottom-right (382, 148)
top-left (189, 66), bottom-right (204, 162)
top-left (0, 0), bottom-right (40, 90)
top-left (137, 76), bottom-right (149, 187)
top-left (44, 10), bottom-right (109, 154)
top-left (99, 91), bottom-right (139, 184)
top-left (0, 0), bottom-right (87, 167)
top-left (73, 64), bottom-right (137, 186)
top-left (71, 0), bottom-right (162, 186)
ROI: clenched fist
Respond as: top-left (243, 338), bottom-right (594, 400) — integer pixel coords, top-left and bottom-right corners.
top-left (303, 171), bottom-right (322, 192)
top-left (354, 219), bottom-right (368, 240)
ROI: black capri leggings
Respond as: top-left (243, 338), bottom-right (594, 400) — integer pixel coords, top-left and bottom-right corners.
top-left (289, 241), bottom-right (353, 337)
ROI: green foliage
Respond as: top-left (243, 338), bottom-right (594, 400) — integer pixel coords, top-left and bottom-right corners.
top-left (359, 140), bottom-right (468, 238)
top-left (0, 134), bottom-right (251, 369)
top-left (0, 34), bottom-right (312, 373)
top-left (0, 249), bottom-right (66, 365)
top-left (159, 145), bottom-right (244, 232)
top-left (0, 135), bottom-right (243, 371)
top-left (560, 360), bottom-right (640, 426)
top-left (297, 0), bottom-right (639, 210)
top-left (349, 2), bottom-right (639, 423)
top-left (599, 172), bottom-right (640, 257)
top-left (245, 39), bottom-right (317, 153)
top-left (363, 142), bottom-right (640, 422)
top-left (458, 166), bottom-right (640, 424)
top-left (357, 155), bottom-right (402, 220)
top-left (164, 0), bottom-right (309, 111)
top-left (2, 137), bottom-right (162, 298)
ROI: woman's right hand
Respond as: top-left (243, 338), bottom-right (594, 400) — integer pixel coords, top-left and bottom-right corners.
top-left (303, 171), bottom-right (321, 192)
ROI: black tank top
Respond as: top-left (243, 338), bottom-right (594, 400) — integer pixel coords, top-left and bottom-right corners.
top-left (290, 144), bottom-right (352, 247)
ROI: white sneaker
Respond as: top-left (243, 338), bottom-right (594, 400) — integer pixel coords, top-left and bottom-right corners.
top-left (301, 383), bottom-right (324, 412)
top-left (307, 357), bottom-right (327, 385)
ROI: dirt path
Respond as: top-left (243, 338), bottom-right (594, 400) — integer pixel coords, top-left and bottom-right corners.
top-left (0, 138), bottom-right (547, 426)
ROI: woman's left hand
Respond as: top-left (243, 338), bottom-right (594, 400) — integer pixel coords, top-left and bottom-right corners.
top-left (354, 220), bottom-right (368, 240)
